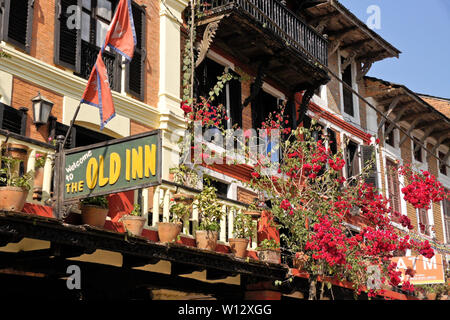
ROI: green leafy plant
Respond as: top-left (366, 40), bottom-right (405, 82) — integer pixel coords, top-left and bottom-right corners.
top-left (129, 203), bottom-right (142, 217)
top-left (233, 210), bottom-right (254, 239)
top-left (257, 239), bottom-right (280, 251)
top-left (34, 153), bottom-right (46, 169)
top-left (81, 195), bottom-right (108, 209)
top-left (195, 181), bottom-right (224, 232)
top-left (169, 196), bottom-right (192, 223)
top-left (0, 156), bottom-right (33, 191)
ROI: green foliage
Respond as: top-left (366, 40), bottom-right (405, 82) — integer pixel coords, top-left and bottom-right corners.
top-left (81, 195), bottom-right (108, 209)
top-left (233, 210), bottom-right (253, 239)
top-left (0, 156), bottom-right (33, 191)
top-left (130, 203), bottom-right (142, 217)
top-left (170, 165), bottom-right (200, 188)
top-left (257, 239), bottom-right (280, 251)
top-left (195, 180), bottom-right (224, 231)
top-left (169, 196), bottom-right (192, 223)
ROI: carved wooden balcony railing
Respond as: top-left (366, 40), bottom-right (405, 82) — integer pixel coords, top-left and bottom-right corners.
top-left (197, 0), bottom-right (329, 91)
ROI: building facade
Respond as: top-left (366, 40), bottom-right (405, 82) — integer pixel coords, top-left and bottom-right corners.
top-left (0, 0), bottom-right (448, 300)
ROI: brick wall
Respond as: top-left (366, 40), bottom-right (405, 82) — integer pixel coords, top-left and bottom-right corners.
top-left (11, 77), bottom-right (63, 143)
top-left (427, 142), bottom-right (445, 242)
top-left (30, 0), bottom-right (56, 66)
top-left (130, 119), bottom-right (154, 135)
top-left (399, 130), bottom-right (419, 229)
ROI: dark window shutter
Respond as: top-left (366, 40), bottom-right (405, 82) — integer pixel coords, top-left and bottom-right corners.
top-left (229, 75), bottom-right (242, 128)
top-left (361, 145), bottom-right (378, 189)
top-left (0, 103), bottom-right (26, 134)
top-left (2, 0), bottom-right (34, 53)
top-left (54, 0), bottom-right (81, 72)
top-left (126, 2), bottom-right (146, 100)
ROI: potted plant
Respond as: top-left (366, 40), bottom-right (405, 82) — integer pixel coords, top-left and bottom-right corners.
top-left (228, 210), bottom-right (253, 258)
top-left (256, 239), bottom-right (281, 264)
top-left (293, 251), bottom-right (309, 270)
top-left (3, 143), bottom-right (29, 171)
top-left (33, 153), bottom-right (46, 193)
top-left (80, 195), bottom-right (109, 228)
top-left (158, 197), bottom-right (191, 243)
top-left (0, 156), bottom-right (33, 212)
top-left (120, 203), bottom-right (146, 236)
top-left (194, 183), bottom-right (224, 251)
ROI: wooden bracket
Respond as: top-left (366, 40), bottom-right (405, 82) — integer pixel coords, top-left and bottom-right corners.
top-left (357, 60), bottom-right (373, 81)
top-left (243, 60), bottom-right (268, 107)
top-left (341, 52), bottom-right (357, 71)
top-left (195, 21), bottom-right (220, 68)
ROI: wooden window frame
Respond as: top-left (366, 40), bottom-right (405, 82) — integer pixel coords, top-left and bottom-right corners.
top-left (1, 0), bottom-right (35, 53)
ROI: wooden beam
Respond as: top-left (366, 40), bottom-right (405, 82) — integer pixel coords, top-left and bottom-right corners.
top-left (328, 39), bottom-right (341, 57)
top-left (414, 125), bottom-right (437, 153)
top-left (399, 117), bottom-right (422, 146)
top-left (384, 107), bottom-right (408, 138)
top-left (400, 111), bottom-right (432, 123)
top-left (377, 96), bottom-right (401, 131)
top-left (327, 26), bottom-right (358, 38)
top-left (307, 11), bottom-right (340, 25)
top-left (341, 38), bottom-right (371, 51)
top-left (428, 133), bottom-right (450, 161)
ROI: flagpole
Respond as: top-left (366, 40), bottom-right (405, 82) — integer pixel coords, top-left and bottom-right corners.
top-left (62, 101), bottom-right (82, 148)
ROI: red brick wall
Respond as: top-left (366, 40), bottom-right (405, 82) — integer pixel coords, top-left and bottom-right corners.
top-left (30, 0), bottom-right (56, 66)
top-left (11, 77), bottom-right (63, 143)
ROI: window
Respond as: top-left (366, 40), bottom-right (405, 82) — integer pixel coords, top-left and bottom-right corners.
top-left (0, 103), bottom-right (27, 135)
top-left (205, 177), bottom-right (229, 198)
top-left (413, 139), bottom-right (423, 162)
top-left (386, 159), bottom-right (401, 221)
top-left (341, 57), bottom-right (354, 117)
top-left (418, 208), bottom-right (430, 236)
top-left (0, 0), bottom-right (35, 53)
top-left (439, 151), bottom-right (448, 176)
top-left (345, 140), bottom-right (360, 179)
top-left (50, 121), bottom-right (113, 149)
top-left (195, 58), bottom-right (242, 129)
top-left (385, 123), bottom-right (395, 147)
top-left (55, 0), bottom-right (146, 99)
top-left (443, 196), bottom-right (450, 243)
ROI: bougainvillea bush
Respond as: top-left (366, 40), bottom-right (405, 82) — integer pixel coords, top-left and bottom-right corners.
top-left (243, 105), bottom-right (448, 300)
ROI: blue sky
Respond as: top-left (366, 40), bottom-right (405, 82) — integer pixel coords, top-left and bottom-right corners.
top-left (340, 0), bottom-right (450, 99)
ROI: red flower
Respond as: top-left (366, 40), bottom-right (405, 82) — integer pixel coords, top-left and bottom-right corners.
top-left (251, 172), bottom-right (260, 179)
top-left (181, 104), bottom-right (192, 113)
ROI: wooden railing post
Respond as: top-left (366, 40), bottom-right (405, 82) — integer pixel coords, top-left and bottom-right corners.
top-left (52, 135), bottom-right (65, 220)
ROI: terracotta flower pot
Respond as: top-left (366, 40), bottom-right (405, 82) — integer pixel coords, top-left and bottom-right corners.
top-left (33, 167), bottom-right (45, 191)
top-left (121, 215), bottom-right (147, 236)
top-left (257, 249), bottom-right (281, 264)
top-left (80, 205), bottom-right (108, 228)
top-left (427, 293), bottom-right (437, 300)
top-left (195, 230), bottom-right (219, 251)
top-left (158, 222), bottom-right (182, 243)
top-left (0, 186), bottom-right (28, 212)
top-left (228, 238), bottom-right (249, 258)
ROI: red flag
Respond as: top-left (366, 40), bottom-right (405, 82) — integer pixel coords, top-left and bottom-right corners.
top-left (103, 0), bottom-right (136, 61)
top-left (81, 53), bottom-right (115, 129)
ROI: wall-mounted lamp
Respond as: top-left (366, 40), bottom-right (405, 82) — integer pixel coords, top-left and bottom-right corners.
top-left (32, 92), bottom-right (53, 127)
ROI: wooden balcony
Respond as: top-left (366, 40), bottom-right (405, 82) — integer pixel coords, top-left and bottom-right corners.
top-left (197, 0), bottom-right (330, 91)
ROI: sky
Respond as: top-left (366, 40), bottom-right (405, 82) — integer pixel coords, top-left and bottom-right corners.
top-left (339, 0), bottom-right (450, 99)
